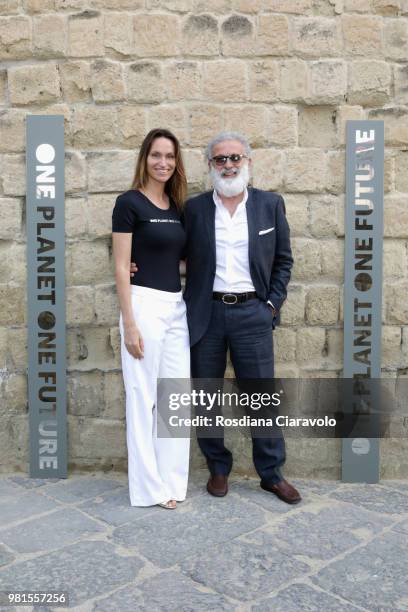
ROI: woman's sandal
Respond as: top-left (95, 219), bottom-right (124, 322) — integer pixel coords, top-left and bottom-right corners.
top-left (158, 500), bottom-right (177, 509)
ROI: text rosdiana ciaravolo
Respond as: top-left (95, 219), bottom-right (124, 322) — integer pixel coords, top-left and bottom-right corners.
top-left (168, 415), bottom-right (337, 428)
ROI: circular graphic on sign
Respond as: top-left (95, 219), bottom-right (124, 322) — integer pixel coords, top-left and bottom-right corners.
top-left (38, 311), bottom-right (56, 330)
top-left (36, 143), bottom-right (56, 164)
top-left (351, 438), bottom-right (370, 455)
top-left (354, 272), bottom-right (372, 291)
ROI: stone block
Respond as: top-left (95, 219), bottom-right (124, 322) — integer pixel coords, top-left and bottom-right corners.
top-left (0, 16), bottom-right (31, 60)
top-left (90, 0), bottom-right (143, 7)
top-left (296, 327), bottom-right (327, 364)
top-left (109, 326), bottom-right (121, 367)
top-left (0, 108), bottom-right (26, 153)
top-left (308, 60), bottom-right (347, 104)
top-left (182, 14), bottom-right (219, 56)
top-left (251, 149), bottom-right (283, 191)
top-left (7, 327), bottom-right (27, 369)
top-left (59, 61), bottom-right (91, 103)
top-left (395, 150), bottom-right (408, 192)
top-left (0, 0), bottom-right (20, 13)
top-left (95, 284), bottom-right (119, 326)
top-left (394, 64), bottom-right (408, 105)
top-left (2, 154), bottom-right (25, 196)
top-left (3, 373), bottom-right (27, 412)
top-left (91, 60), bottom-right (125, 103)
top-left (88, 193), bottom-right (119, 238)
top-left (306, 285), bottom-right (340, 325)
top-left (266, 105), bottom-right (298, 147)
top-left (147, 105), bottom-right (188, 145)
top-left (263, 0), bottom-right (312, 11)
top-left (68, 11), bottom-right (104, 58)
top-left (103, 12), bottom-right (133, 57)
top-left (165, 61), bottom-right (202, 101)
top-left (344, 0), bottom-right (372, 9)
top-left (280, 284), bottom-right (306, 326)
top-left (65, 151), bottom-right (87, 195)
top-left (382, 325), bottom-right (403, 368)
top-left (184, 149), bottom-right (206, 191)
top-left (103, 371), bottom-right (125, 420)
top-left (146, 0), bottom-right (190, 9)
top-left (8, 63), bottom-right (61, 106)
top-left (348, 61), bottom-right (391, 106)
top-left (274, 327), bottom-right (297, 362)
top-left (0, 284), bottom-right (25, 325)
top-left (342, 15), bottom-right (383, 57)
top-left (279, 59), bottom-right (308, 103)
top-left (25, 0), bottom-right (54, 10)
top-left (66, 285), bottom-right (95, 326)
top-left (372, 0), bottom-right (401, 14)
top-left (67, 326), bottom-right (117, 370)
top-left (202, 60), bottom-right (247, 102)
top-left (33, 15), bottom-right (67, 58)
top-left (256, 14), bottom-right (289, 56)
top-left (384, 18), bottom-right (408, 60)
top-left (55, 0), bottom-right (84, 8)
top-left (188, 104), bottom-right (223, 147)
top-left (72, 106), bottom-right (119, 148)
top-left (299, 106), bottom-right (337, 148)
top-left (0, 69), bottom-right (6, 105)
top-left (71, 418), bottom-right (126, 461)
top-left (134, 14), bottom-right (180, 57)
top-left (67, 240), bottom-right (111, 286)
top-left (326, 150), bottom-right (345, 194)
top-left (127, 62), bottom-right (163, 103)
top-left (383, 240), bottom-right (408, 278)
top-left (68, 371), bottom-right (104, 417)
top-left (285, 194), bottom-right (309, 237)
top-left (0, 326), bottom-right (7, 366)
top-left (223, 105), bottom-right (268, 148)
top-left (386, 281), bottom-right (408, 324)
top-left (87, 151), bottom-right (136, 193)
top-left (369, 107), bottom-right (408, 146)
top-left (248, 59), bottom-right (279, 102)
top-left (0, 197), bottom-right (22, 239)
top-left (284, 148), bottom-right (327, 193)
top-left (320, 239), bottom-right (344, 280)
top-left (0, 242), bottom-right (26, 284)
top-left (291, 238), bottom-right (321, 280)
top-left (327, 328), bottom-right (343, 368)
top-left (292, 17), bottom-right (341, 58)
top-left (115, 106), bottom-right (147, 150)
top-left (335, 105), bottom-right (365, 145)
top-left (310, 195), bottom-right (339, 238)
top-left (221, 15), bottom-right (255, 56)
top-left (384, 194), bottom-right (408, 237)
top-left (192, 0), bottom-right (230, 10)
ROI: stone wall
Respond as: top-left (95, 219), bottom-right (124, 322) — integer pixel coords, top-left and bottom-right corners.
top-left (0, 0), bottom-right (407, 477)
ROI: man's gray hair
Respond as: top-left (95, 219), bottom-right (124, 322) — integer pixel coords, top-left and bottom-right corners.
top-left (206, 132), bottom-right (252, 160)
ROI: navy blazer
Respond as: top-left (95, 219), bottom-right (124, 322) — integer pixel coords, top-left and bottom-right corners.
top-left (183, 188), bottom-right (293, 347)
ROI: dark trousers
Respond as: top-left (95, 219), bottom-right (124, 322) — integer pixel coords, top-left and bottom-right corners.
top-left (190, 298), bottom-right (285, 485)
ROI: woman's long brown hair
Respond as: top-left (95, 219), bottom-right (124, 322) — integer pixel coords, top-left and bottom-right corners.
top-left (131, 128), bottom-right (187, 212)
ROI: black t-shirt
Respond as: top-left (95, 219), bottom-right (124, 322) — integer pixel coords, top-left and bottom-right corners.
top-left (112, 190), bottom-right (185, 292)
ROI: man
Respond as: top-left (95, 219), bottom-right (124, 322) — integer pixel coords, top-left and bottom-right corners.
top-left (183, 132), bottom-right (301, 504)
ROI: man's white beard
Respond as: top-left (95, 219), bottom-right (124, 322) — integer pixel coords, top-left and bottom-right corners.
top-left (210, 162), bottom-right (250, 197)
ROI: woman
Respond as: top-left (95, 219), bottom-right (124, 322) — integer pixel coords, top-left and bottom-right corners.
top-left (112, 128), bottom-right (190, 509)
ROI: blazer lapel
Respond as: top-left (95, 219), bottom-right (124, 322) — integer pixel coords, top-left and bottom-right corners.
top-left (246, 188), bottom-right (258, 267)
top-left (204, 192), bottom-right (216, 269)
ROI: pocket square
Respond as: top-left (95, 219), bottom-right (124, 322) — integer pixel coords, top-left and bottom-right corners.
top-left (258, 227), bottom-right (275, 235)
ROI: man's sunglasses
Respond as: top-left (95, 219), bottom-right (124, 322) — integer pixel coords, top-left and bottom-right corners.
top-left (210, 154), bottom-right (248, 166)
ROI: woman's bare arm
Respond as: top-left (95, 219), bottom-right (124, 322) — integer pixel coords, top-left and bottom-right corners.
top-left (112, 232), bottom-right (144, 358)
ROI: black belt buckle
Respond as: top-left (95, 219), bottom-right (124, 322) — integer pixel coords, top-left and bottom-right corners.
top-left (222, 293), bottom-right (238, 305)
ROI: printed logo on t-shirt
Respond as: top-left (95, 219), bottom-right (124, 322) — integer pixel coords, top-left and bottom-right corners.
top-left (149, 219), bottom-right (181, 224)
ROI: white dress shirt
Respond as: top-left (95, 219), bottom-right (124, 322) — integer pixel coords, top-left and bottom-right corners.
top-left (212, 188), bottom-right (256, 293)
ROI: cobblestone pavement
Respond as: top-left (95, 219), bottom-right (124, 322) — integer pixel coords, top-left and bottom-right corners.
top-left (0, 471), bottom-right (407, 611)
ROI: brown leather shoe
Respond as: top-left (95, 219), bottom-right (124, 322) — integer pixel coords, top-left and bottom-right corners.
top-left (207, 474), bottom-right (228, 497)
top-left (260, 479), bottom-right (301, 504)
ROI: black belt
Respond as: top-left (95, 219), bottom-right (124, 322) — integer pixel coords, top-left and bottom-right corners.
top-left (212, 291), bottom-right (257, 305)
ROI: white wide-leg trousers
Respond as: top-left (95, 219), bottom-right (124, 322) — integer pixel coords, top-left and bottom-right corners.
top-left (119, 285), bottom-right (190, 506)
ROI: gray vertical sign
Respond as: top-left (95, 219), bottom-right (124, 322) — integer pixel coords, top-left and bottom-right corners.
top-left (342, 120), bottom-right (384, 483)
top-left (26, 115), bottom-right (67, 478)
